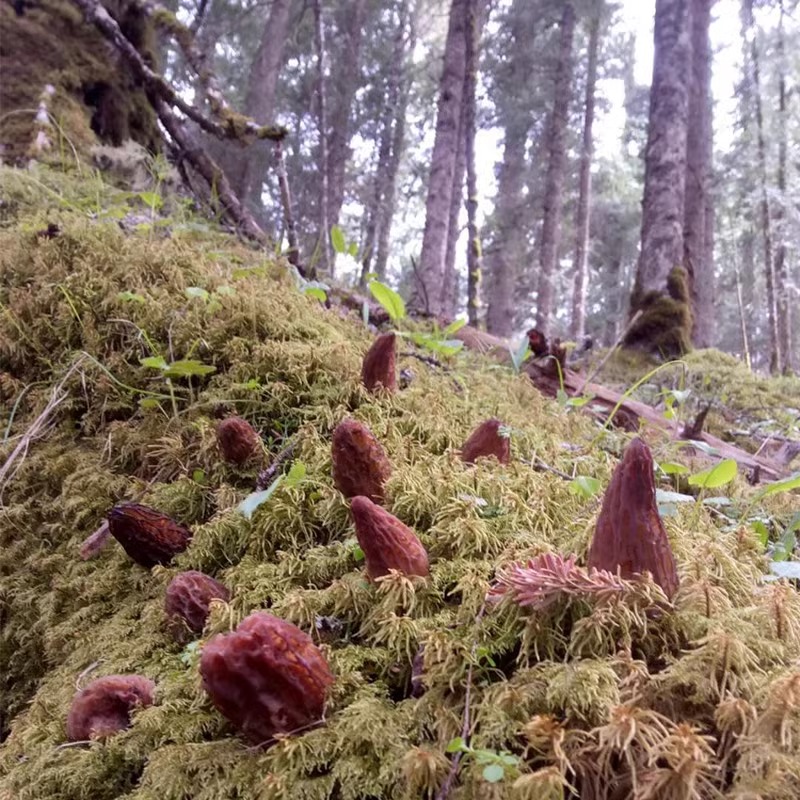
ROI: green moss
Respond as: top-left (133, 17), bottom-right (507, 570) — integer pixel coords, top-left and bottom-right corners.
top-left (1, 165), bottom-right (799, 798)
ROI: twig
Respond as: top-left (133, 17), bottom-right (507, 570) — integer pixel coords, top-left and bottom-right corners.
top-left (256, 440), bottom-right (299, 490)
top-left (520, 455), bottom-right (572, 481)
top-left (274, 139), bottom-right (303, 274)
top-left (576, 310), bottom-right (643, 395)
top-left (436, 601), bottom-right (487, 800)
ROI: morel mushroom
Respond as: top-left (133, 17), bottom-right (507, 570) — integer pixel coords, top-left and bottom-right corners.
top-left (200, 612), bottom-right (334, 746)
top-left (66, 675), bottom-right (155, 741)
top-left (350, 495), bottom-right (429, 580)
top-left (332, 418), bottom-right (392, 503)
top-left (361, 332), bottom-right (397, 393)
top-left (165, 570), bottom-right (230, 640)
top-left (107, 503), bottom-right (192, 568)
top-left (460, 418), bottom-right (511, 465)
top-left (587, 437), bottom-right (679, 598)
top-left (216, 416), bottom-right (261, 464)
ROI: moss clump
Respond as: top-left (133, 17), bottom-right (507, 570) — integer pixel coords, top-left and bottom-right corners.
top-left (625, 266), bottom-right (694, 357)
top-left (0, 0), bottom-right (160, 166)
top-left (1, 165), bottom-right (800, 798)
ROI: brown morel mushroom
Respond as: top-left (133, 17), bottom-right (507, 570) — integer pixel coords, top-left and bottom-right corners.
top-left (361, 332), bottom-right (397, 393)
top-left (66, 675), bottom-right (155, 741)
top-left (460, 418), bottom-right (511, 465)
top-left (350, 495), bottom-right (429, 580)
top-left (107, 503), bottom-right (192, 568)
top-left (587, 437), bottom-right (679, 599)
top-left (332, 418), bottom-right (392, 503)
top-left (165, 570), bottom-right (230, 640)
top-left (200, 612), bottom-right (334, 746)
top-left (216, 416), bottom-right (261, 464)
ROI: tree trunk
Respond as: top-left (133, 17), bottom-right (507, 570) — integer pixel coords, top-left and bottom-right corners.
top-left (361, 0), bottom-right (408, 287)
top-left (569, 8), bottom-right (600, 342)
top-left (313, 0), bottom-right (331, 275)
top-left (410, 0), bottom-right (468, 316)
top-left (774, 0), bottom-right (791, 373)
top-left (228, 0), bottom-right (293, 209)
top-left (683, 0), bottom-right (714, 348)
top-left (744, 0), bottom-right (779, 372)
top-left (535, 3), bottom-right (576, 337)
top-left (326, 0), bottom-right (370, 233)
top-left (626, 0), bottom-right (693, 356)
top-left (463, 0), bottom-right (482, 327)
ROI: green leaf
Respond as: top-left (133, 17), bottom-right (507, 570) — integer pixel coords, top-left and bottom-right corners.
top-left (556, 388), bottom-right (569, 406)
top-left (163, 360), bottom-right (217, 378)
top-left (509, 336), bottom-right (531, 373)
top-left (752, 519), bottom-right (769, 548)
top-left (444, 318), bottom-right (467, 336)
top-left (754, 472), bottom-right (800, 501)
top-left (117, 290), bottom-right (146, 304)
top-left (215, 285), bottom-right (236, 296)
top-left (348, 241), bottom-right (359, 258)
top-left (566, 394), bottom-right (594, 408)
top-left (658, 461), bottom-right (689, 475)
top-left (569, 475), bottom-right (601, 499)
top-left (687, 459), bottom-right (738, 489)
top-left (702, 496), bottom-right (733, 506)
top-left (304, 286), bottom-right (328, 302)
top-left (330, 225), bottom-right (346, 254)
top-left (232, 266), bottom-right (267, 280)
top-left (139, 397), bottom-right (161, 410)
top-left (285, 461), bottom-right (307, 487)
top-left (238, 476), bottom-right (284, 519)
top-left (352, 545), bottom-right (364, 562)
top-left (368, 280), bottom-right (406, 321)
top-left (680, 440), bottom-right (720, 457)
top-left (138, 191), bottom-right (163, 210)
top-left (446, 737), bottom-right (466, 754)
top-left (482, 764), bottom-right (505, 783)
top-left (669, 388), bottom-right (691, 404)
top-left (140, 355), bottom-right (168, 370)
top-left (192, 469), bottom-right (206, 485)
top-left (185, 286), bottom-right (210, 302)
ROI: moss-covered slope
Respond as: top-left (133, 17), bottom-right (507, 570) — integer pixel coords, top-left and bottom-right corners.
top-left (1, 166), bottom-right (799, 799)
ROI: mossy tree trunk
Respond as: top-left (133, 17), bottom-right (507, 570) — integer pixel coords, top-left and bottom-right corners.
top-left (626, 0), bottom-right (693, 356)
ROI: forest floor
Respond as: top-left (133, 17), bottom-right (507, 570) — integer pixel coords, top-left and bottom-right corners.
top-left (1, 162), bottom-right (799, 800)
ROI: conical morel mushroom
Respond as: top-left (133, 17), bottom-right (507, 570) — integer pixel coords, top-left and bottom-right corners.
top-left (107, 503), bottom-right (192, 568)
top-left (587, 437), bottom-right (679, 598)
top-left (460, 418), bottom-right (511, 464)
top-left (361, 332), bottom-right (397, 393)
top-left (350, 495), bottom-right (429, 580)
top-left (200, 612), bottom-right (334, 746)
top-left (165, 570), bottom-right (230, 640)
top-left (66, 675), bottom-right (155, 741)
top-left (216, 416), bottom-right (261, 464)
top-left (332, 418), bottom-right (392, 503)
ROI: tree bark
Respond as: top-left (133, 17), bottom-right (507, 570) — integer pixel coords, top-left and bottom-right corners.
top-left (325, 0), bottom-right (370, 232)
top-left (229, 0), bottom-right (293, 210)
top-left (463, 0), bottom-right (482, 327)
top-left (743, 0), bottom-right (779, 372)
top-left (313, 0), bottom-right (331, 275)
top-left (410, 0), bottom-right (468, 316)
top-left (569, 8), bottom-right (601, 342)
top-left (683, 0), bottom-right (714, 348)
top-left (626, 0), bottom-right (693, 355)
top-left (774, 0), bottom-right (791, 373)
top-left (361, 1), bottom-right (409, 285)
top-left (442, 88), bottom-right (467, 318)
top-left (535, 3), bottom-right (576, 337)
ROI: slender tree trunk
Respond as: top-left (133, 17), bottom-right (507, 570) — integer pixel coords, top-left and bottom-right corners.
top-left (569, 9), bottom-right (600, 341)
top-left (463, 0), bottom-right (482, 326)
top-left (441, 83), bottom-right (467, 317)
top-left (231, 0), bottom-right (293, 208)
top-left (744, 0), bottom-right (779, 372)
top-left (410, 0), bottom-right (468, 316)
top-left (626, 0), bottom-right (693, 355)
top-left (603, 257), bottom-right (624, 345)
top-left (683, 0), bottom-right (714, 348)
top-left (774, 0), bottom-right (791, 373)
top-left (326, 0), bottom-right (370, 232)
top-left (361, 2), bottom-right (408, 284)
top-left (313, 0), bottom-right (331, 275)
top-left (535, 3), bottom-right (576, 337)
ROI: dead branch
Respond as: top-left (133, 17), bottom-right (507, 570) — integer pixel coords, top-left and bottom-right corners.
top-left (274, 139), bottom-right (303, 272)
